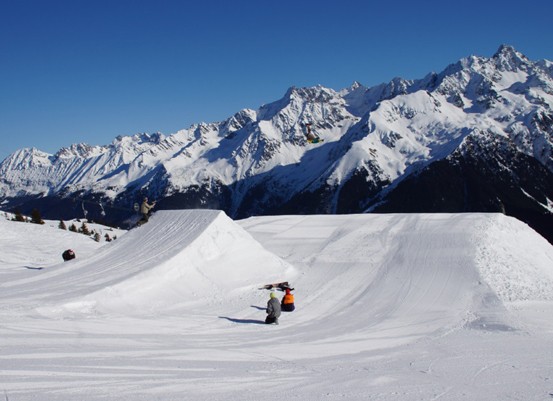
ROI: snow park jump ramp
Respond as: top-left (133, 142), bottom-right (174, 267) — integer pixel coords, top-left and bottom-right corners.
top-left (3, 210), bottom-right (297, 316)
top-left (240, 213), bottom-right (553, 351)
top-left (2, 211), bottom-right (553, 400)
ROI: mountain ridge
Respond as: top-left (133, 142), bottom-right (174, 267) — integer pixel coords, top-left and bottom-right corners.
top-left (1, 45), bottom-right (552, 242)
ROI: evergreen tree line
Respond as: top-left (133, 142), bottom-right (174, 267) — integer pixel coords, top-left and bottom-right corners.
top-left (9, 208), bottom-right (44, 224)
top-left (7, 208), bottom-right (116, 242)
top-left (58, 220), bottom-right (117, 242)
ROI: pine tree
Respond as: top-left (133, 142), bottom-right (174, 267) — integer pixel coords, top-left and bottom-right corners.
top-left (31, 209), bottom-right (45, 225)
top-left (69, 223), bottom-right (78, 232)
top-left (59, 220), bottom-right (67, 230)
top-left (79, 222), bottom-right (91, 236)
top-left (13, 209), bottom-right (25, 222)
top-left (94, 232), bottom-right (101, 242)
top-left (105, 233), bottom-right (112, 242)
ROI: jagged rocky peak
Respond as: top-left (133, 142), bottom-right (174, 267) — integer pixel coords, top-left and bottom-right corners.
top-left (448, 45), bottom-right (529, 74)
top-left (349, 81), bottom-right (363, 90)
top-left (381, 77), bottom-right (415, 99)
top-left (341, 81), bottom-right (368, 97)
top-left (264, 85), bottom-right (336, 112)
top-left (54, 143), bottom-right (101, 159)
top-left (0, 147), bottom-right (52, 171)
top-left (537, 59), bottom-right (553, 75)
top-left (136, 132), bottom-right (165, 144)
top-left (149, 132), bottom-right (165, 143)
top-left (292, 85), bottom-right (342, 103)
top-left (12, 147), bottom-right (47, 158)
top-left (301, 85), bottom-right (336, 102)
top-left (427, 45), bottom-right (546, 104)
top-left (114, 132), bottom-right (165, 146)
top-left (492, 44), bottom-right (531, 72)
top-left (258, 85), bottom-right (334, 121)
top-left (221, 109), bottom-right (257, 134)
top-left (437, 45), bottom-right (529, 81)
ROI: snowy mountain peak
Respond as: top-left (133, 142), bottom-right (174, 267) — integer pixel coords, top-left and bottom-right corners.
top-left (1, 147), bottom-right (52, 171)
top-left (348, 81), bottom-right (363, 91)
top-left (283, 85), bottom-right (337, 105)
top-left (1, 46), bottom-right (552, 242)
top-left (493, 44), bottom-right (530, 71)
top-left (114, 132), bottom-right (166, 146)
top-left (54, 143), bottom-right (104, 159)
top-left (220, 109), bottom-right (257, 136)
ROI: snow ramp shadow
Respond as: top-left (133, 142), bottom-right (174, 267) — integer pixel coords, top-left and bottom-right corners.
top-left (34, 210), bottom-right (296, 316)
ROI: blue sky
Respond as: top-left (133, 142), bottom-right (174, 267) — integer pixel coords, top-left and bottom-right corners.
top-left (1, 0), bottom-right (552, 161)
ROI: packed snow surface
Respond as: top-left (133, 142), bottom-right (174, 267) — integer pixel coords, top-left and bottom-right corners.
top-left (1, 210), bottom-right (552, 400)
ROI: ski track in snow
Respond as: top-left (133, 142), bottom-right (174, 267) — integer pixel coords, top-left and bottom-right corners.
top-left (1, 211), bottom-right (553, 400)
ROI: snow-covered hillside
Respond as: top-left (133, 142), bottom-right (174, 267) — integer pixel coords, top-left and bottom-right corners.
top-left (1, 45), bottom-right (552, 242)
top-left (1, 211), bottom-right (552, 400)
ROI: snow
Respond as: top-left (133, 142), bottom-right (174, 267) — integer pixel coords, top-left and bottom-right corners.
top-left (1, 210), bottom-right (553, 400)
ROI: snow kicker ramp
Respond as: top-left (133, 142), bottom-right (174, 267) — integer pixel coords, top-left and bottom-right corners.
top-left (239, 213), bottom-right (553, 354)
top-left (2, 210), bottom-right (296, 316)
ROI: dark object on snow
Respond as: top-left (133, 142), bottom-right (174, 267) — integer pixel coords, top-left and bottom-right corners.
top-left (62, 249), bottom-right (76, 261)
top-left (260, 281), bottom-right (294, 291)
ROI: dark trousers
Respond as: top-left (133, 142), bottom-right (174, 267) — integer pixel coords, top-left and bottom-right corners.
top-left (281, 303), bottom-right (295, 312)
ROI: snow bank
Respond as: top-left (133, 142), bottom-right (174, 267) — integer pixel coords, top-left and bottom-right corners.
top-left (0, 215), bottom-right (109, 269)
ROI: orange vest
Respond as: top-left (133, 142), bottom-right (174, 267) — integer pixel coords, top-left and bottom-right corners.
top-left (282, 294), bottom-right (294, 305)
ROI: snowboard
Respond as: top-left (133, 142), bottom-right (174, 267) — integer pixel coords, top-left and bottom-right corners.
top-left (260, 281), bottom-right (294, 291)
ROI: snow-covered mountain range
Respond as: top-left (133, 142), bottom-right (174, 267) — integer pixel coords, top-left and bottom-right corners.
top-left (1, 45), bottom-right (552, 242)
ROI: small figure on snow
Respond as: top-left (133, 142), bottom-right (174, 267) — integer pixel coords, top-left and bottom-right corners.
top-left (304, 123), bottom-right (318, 142)
top-left (303, 123), bottom-right (323, 143)
top-left (281, 288), bottom-right (295, 312)
top-left (265, 292), bottom-right (281, 325)
top-left (138, 197), bottom-right (156, 225)
top-left (62, 249), bottom-right (76, 262)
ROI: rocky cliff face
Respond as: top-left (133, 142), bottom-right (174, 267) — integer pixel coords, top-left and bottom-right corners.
top-left (1, 45), bottom-right (552, 242)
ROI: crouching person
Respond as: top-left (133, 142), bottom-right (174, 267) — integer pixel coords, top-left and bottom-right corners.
top-left (281, 288), bottom-right (295, 312)
top-left (265, 292), bottom-right (281, 325)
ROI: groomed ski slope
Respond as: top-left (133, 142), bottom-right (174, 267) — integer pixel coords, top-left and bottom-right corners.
top-left (1, 210), bottom-right (552, 400)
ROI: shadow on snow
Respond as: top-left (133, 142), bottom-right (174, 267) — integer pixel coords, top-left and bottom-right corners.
top-left (219, 316), bottom-right (266, 325)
